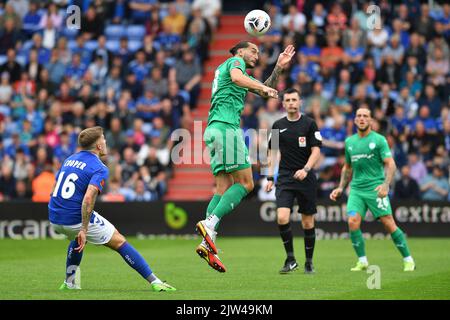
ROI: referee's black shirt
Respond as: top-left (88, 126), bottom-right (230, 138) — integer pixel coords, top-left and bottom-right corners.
top-left (268, 114), bottom-right (322, 190)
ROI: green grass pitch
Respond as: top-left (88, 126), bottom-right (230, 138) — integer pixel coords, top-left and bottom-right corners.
top-left (0, 237), bottom-right (449, 300)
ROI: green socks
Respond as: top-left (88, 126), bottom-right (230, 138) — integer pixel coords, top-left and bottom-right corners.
top-left (391, 228), bottom-right (411, 258)
top-left (206, 194), bottom-right (221, 218)
top-left (212, 183), bottom-right (248, 219)
top-left (204, 183), bottom-right (248, 231)
top-left (205, 194), bottom-right (222, 230)
top-left (350, 229), bottom-right (366, 258)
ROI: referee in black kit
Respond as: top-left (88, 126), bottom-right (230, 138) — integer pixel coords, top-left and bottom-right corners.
top-left (266, 88), bottom-right (322, 274)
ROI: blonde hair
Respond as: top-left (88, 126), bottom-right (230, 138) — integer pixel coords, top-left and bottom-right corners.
top-left (78, 126), bottom-right (103, 150)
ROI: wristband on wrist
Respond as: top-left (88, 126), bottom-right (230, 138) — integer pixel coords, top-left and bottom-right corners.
top-left (267, 176), bottom-right (274, 181)
top-left (303, 165), bottom-right (311, 172)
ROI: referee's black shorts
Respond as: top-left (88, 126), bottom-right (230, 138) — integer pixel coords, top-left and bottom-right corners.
top-left (275, 188), bottom-right (317, 215)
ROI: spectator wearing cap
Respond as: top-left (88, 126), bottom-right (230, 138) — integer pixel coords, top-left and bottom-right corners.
top-left (420, 165), bottom-right (450, 201)
top-left (394, 165), bottom-right (421, 199)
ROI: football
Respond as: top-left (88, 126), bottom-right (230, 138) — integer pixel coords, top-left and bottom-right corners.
top-left (244, 9), bottom-right (271, 36)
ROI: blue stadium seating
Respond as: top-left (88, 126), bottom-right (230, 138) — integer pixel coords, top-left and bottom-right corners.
top-left (127, 25), bottom-right (146, 41)
top-left (105, 25), bottom-right (127, 40)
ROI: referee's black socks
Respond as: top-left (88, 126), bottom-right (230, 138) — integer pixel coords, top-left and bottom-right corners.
top-left (304, 227), bottom-right (316, 263)
top-left (278, 223), bottom-right (295, 261)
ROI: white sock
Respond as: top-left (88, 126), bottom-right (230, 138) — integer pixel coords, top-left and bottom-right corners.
top-left (403, 256), bottom-right (414, 263)
top-left (151, 278), bottom-right (163, 285)
top-left (205, 215), bottom-right (220, 230)
top-left (359, 256), bottom-right (368, 264)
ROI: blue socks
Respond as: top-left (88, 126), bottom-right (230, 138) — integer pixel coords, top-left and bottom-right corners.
top-left (117, 242), bottom-right (153, 279)
top-left (65, 240), bottom-right (83, 284)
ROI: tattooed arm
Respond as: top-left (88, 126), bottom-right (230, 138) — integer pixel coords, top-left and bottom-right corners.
top-left (375, 157), bottom-right (397, 198)
top-left (75, 185), bottom-right (99, 251)
top-left (330, 163), bottom-right (353, 201)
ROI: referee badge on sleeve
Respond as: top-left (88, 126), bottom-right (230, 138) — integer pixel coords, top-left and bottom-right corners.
top-left (298, 136), bottom-right (306, 147)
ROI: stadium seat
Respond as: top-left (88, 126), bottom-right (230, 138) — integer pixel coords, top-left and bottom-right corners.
top-left (16, 55), bottom-right (27, 67)
top-left (105, 25), bottom-right (126, 40)
top-left (61, 27), bottom-right (79, 40)
top-left (128, 40), bottom-right (143, 52)
top-left (105, 40), bottom-right (120, 53)
top-left (68, 40), bottom-right (78, 51)
top-left (85, 40), bottom-right (99, 51)
top-left (127, 25), bottom-right (146, 41)
top-left (21, 40), bottom-right (34, 52)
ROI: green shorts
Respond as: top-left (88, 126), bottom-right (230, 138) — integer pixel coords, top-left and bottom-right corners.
top-left (347, 189), bottom-right (392, 220)
top-left (204, 121), bottom-right (251, 176)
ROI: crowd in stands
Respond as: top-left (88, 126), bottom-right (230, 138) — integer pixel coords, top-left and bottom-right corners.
top-left (0, 0), bottom-right (219, 202)
top-left (250, 0), bottom-right (449, 202)
top-left (0, 0), bottom-right (448, 204)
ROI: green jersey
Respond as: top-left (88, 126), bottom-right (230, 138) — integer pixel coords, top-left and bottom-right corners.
top-left (208, 57), bottom-right (253, 127)
top-left (345, 131), bottom-right (393, 192)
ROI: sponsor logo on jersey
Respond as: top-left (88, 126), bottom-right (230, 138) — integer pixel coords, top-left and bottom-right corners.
top-left (298, 136), bottom-right (306, 147)
top-left (314, 131), bottom-right (322, 141)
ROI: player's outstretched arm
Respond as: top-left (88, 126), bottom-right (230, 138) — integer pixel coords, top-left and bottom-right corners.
top-left (75, 185), bottom-right (99, 251)
top-left (263, 45), bottom-right (295, 89)
top-left (230, 68), bottom-right (278, 98)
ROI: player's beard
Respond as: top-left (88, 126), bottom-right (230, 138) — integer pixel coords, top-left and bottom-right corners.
top-left (357, 124), bottom-right (370, 132)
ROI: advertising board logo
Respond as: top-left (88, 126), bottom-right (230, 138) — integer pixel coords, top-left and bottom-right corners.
top-left (164, 203), bottom-right (188, 230)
